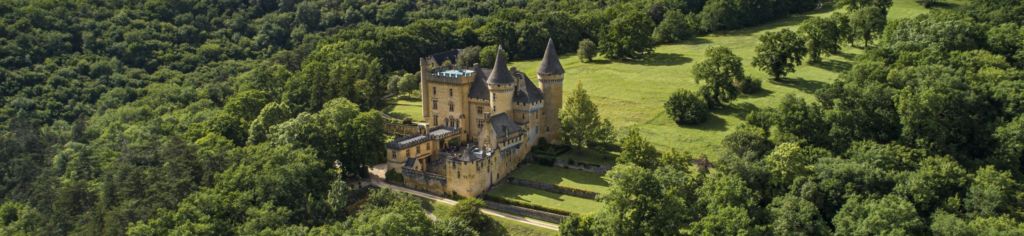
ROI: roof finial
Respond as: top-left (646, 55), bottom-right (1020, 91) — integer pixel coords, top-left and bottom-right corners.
top-left (538, 38), bottom-right (564, 75)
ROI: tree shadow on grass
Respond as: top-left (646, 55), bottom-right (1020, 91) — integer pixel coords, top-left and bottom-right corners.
top-left (680, 37), bottom-right (712, 45)
top-left (689, 113), bottom-right (728, 131)
top-left (585, 59), bottom-right (612, 64)
top-left (811, 59), bottom-right (852, 73)
top-left (716, 102), bottom-right (760, 119)
top-left (740, 87), bottom-right (774, 98)
top-left (770, 77), bottom-right (829, 94)
top-left (618, 53), bottom-right (691, 66)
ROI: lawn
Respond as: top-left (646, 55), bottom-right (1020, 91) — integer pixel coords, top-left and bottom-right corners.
top-left (423, 199), bottom-right (558, 236)
top-left (384, 95), bottom-right (423, 122)
top-left (557, 148), bottom-right (617, 166)
top-left (487, 183), bottom-right (603, 215)
top-left (504, 0), bottom-right (940, 159)
top-left (510, 164), bottom-right (610, 195)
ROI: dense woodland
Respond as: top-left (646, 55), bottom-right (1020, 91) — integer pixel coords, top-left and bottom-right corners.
top-left (1, 0), bottom-right (1022, 235)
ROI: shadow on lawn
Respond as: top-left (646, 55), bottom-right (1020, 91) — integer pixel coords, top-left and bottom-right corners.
top-left (811, 59), bottom-right (852, 73)
top-left (618, 53), bottom-right (692, 66)
top-left (770, 77), bottom-right (829, 94)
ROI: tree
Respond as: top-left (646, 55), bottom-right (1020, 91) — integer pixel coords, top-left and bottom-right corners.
top-left (288, 44), bottom-right (385, 111)
top-left (752, 29), bottom-right (807, 80)
top-left (966, 166), bottom-right (1017, 217)
top-left (617, 128), bottom-right (660, 169)
top-left (456, 46), bottom-right (481, 67)
top-left (690, 206), bottom-right (755, 235)
top-left (849, 6), bottom-right (887, 48)
top-left (722, 125), bottom-right (773, 160)
top-left (893, 155), bottom-right (966, 213)
top-left (478, 45), bottom-right (504, 68)
top-left (837, 0), bottom-right (894, 11)
top-left (833, 194), bottom-right (924, 236)
top-left (578, 39), bottom-right (597, 63)
top-left (764, 143), bottom-right (824, 191)
top-left (992, 115), bottom-right (1024, 174)
top-left (595, 164), bottom-right (687, 235)
top-left (799, 17), bottom-right (842, 63)
top-left (599, 10), bottom-right (656, 60)
top-left (560, 82), bottom-right (616, 149)
top-left (768, 194), bottom-right (830, 236)
top-left (434, 218), bottom-right (479, 236)
top-left (664, 89), bottom-right (709, 125)
top-left (445, 198), bottom-right (489, 232)
top-left (693, 46), bottom-right (743, 108)
top-left (653, 10), bottom-right (694, 43)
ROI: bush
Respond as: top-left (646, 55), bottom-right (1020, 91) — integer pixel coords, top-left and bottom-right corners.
top-left (457, 46), bottom-right (481, 67)
top-left (665, 89), bottom-right (710, 125)
top-left (385, 169), bottom-right (404, 183)
top-left (734, 77), bottom-right (763, 94)
top-left (534, 154), bottom-right (556, 166)
top-left (578, 39), bottom-right (597, 62)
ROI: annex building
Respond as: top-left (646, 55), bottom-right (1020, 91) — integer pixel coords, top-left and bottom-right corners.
top-left (385, 39), bottom-right (565, 197)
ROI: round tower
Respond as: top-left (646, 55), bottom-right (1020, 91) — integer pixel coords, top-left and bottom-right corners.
top-left (537, 38), bottom-right (565, 144)
top-left (487, 46), bottom-right (516, 115)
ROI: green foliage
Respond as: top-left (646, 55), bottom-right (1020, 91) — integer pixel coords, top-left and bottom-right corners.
top-left (722, 125), bottom-right (774, 160)
top-left (288, 45), bottom-right (385, 111)
top-left (445, 198), bottom-right (489, 232)
top-left (577, 39), bottom-right (597, 63)
top-left (833, 194), bottom-right (924, 235)
top-left (272, 98), bottom-right (385, 176)
top-left (653, 10), bottom-right (695, 43)
top-left (768, 194), bottom-right (830, 236)
top-left (849, 6), bottom-right (887, 47)
top-left (664, 89), bottom-right (709, 125)
top-left (893, 155), bottom-right (967, 213)
top-left (693, 46), bottom-right (743, 107)
top-left (599, 10), bottom-right (656, 60)
top-left (457, 46), bottom-right (482, 67)
top-left (617, 128), bottom-right (661, 169)
top-left (799, 17), bottom-right (843, 63)
top-left (752, 29), bottom-right (807, 80)
top-left (965, 166), bottom-right (1018, 217)
top-left (560, 82), bottom-right (616, 149)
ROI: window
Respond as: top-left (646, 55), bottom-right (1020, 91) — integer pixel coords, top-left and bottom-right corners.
top-left (449, 102), bottom-right (454, 112)
top-left (433, 86), bottom-right (436, 95)
top-left (434, 115), bottom-right (438, 124)
top-left (449, 88), bottom-right (453, 97)
top-left (432, 100), bottom-right (437, 110)
top-left (477, 107), bottom-right (482, 114)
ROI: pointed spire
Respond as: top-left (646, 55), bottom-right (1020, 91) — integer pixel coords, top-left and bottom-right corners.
top-left (538, 38), bottom-right (564, 75)
top-left (487, 46), bottom-right (515, 84)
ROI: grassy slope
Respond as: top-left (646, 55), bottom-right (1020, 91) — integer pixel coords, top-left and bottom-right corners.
top-left (507, 0), bottom-right (934, 159)
top-left (487, 183), bottom-right (603, 215)
top-left (510, 164), bottom-right (610, 195)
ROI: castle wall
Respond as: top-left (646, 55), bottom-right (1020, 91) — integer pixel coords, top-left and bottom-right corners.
top-left (386, 139), bottom-right (437, 173)
top-left (538, 74), bottom-right (564, 144)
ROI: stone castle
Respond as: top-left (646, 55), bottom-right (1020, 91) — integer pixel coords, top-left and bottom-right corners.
top-left (385, 39), bottom-right (565, 197)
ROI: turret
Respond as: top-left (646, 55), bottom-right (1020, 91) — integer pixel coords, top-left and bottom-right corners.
top-left (487, 46), bottom-right (515, 115)
top-left (537, 38), bottom-right (565, 144)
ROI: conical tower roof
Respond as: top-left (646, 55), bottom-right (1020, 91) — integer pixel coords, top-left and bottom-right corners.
top-left (487, 46), bottom-right (516, 84)
top-left (537, 38), bottom-right (564, 75)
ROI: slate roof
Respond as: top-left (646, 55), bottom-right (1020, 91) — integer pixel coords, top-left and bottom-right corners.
top-left (489, 113), bottom-right (522, 138)
top-left (537, 38), bottom-right (565, 75)
top-left (469, 67), bottom-right (491, 100)
top-left (487, 46), bottom-right (516, 84)
top-left (386, 135), bottom-right (429, 149)
top-left (513, 72), bottom-right (544, 103)
top-left (428, 49), bottom-right (459, 65)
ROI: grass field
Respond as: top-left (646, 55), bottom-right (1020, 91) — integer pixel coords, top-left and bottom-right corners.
top-left (510, 164), bottom-right (610, 195)
top-left (423, 199), bottom-right (558, 236)
top-left (505, 0), bottom-right (945, 159)
top-left (487, 183), bottom-right (603, 215)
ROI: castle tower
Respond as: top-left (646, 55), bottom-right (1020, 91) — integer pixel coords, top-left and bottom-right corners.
top-left (537, 38), bottom-right (565, 144)
top-left (419, 57), bottom-right (431, 123)
top-left (487, 46), bottom-right (516, 115)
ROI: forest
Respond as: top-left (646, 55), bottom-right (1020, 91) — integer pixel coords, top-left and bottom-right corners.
top-left (1, 0), bottom-right (1023, 235)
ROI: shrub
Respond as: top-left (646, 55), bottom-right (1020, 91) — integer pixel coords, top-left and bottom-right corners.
top-left (734, 77), bottom-right (763, 94)
top-left (578, 39), bottom-right (597, 62)
top-left (385, 169), bottom-right (404, 183)
top-left (665, 89), bottom-right (710, 125)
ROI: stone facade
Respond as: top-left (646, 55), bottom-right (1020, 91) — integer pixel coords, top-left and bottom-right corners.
top-left (385, 39), bottom-right (565, 197)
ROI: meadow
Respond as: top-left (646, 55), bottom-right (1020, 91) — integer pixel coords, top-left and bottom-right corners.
top-left (505, 0), bottom-right (943, 159)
